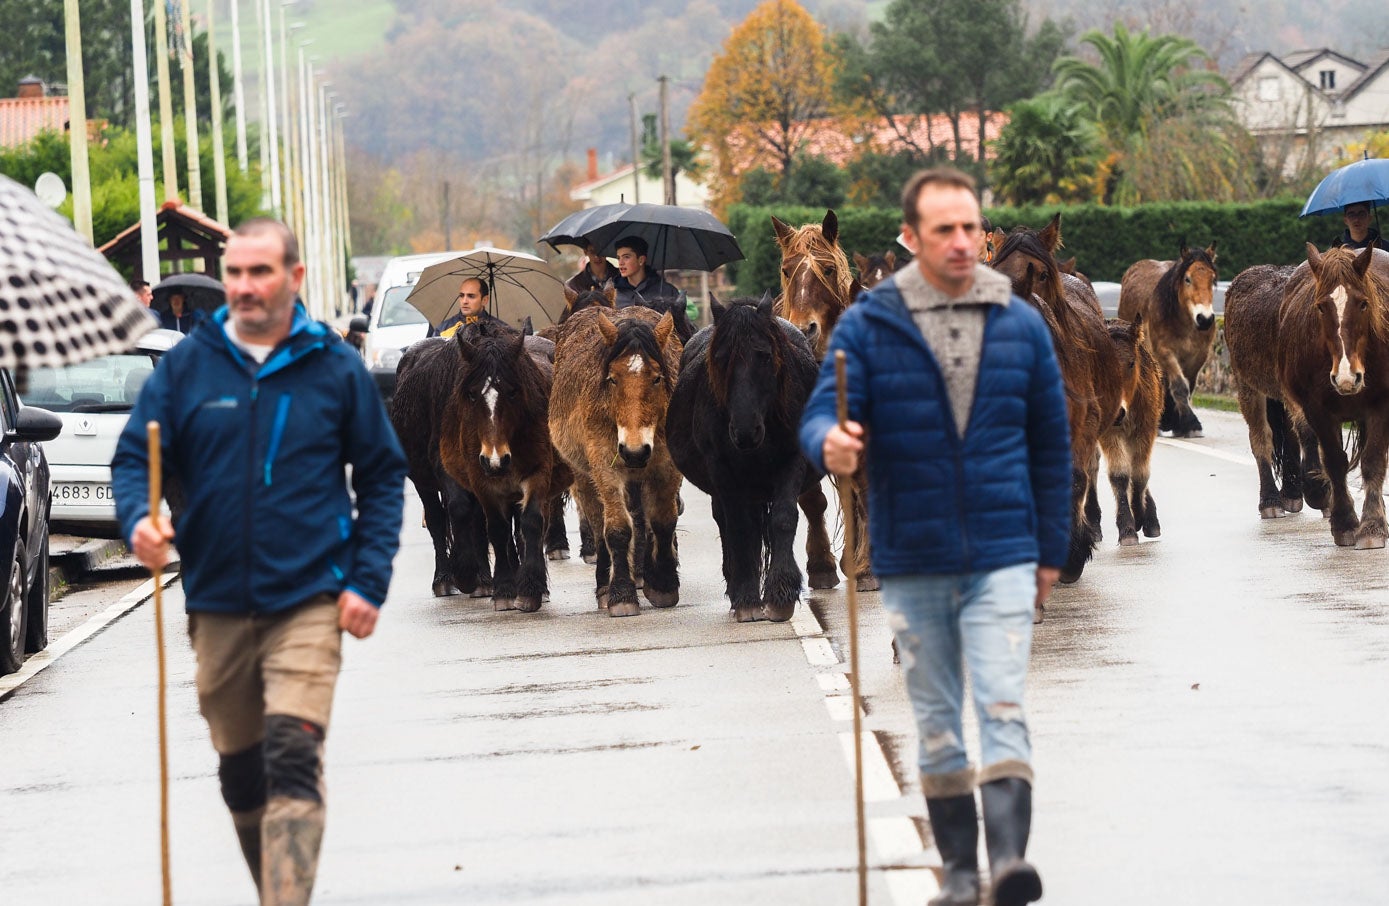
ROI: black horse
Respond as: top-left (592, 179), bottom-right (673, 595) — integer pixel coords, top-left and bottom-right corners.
top-left (666, 296), bottom-right (821, 622)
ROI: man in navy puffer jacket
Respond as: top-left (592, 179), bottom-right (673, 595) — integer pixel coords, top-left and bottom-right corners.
top-left (800, 169), bottom-right (1070, 906)
top-left (113, 218), bottom-right (406, 905)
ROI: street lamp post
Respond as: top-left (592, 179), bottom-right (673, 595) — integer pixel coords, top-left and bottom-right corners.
top-left (228, 0), bottom-right (248, 173)
top-left (260, 0), bottom-right (281, 214)
top-left (130, 0), bottom-right (160, 280)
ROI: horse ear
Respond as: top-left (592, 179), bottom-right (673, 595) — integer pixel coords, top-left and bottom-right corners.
top-left (1131, 311), bottom-right (1145, 344)
top-left (853, 251), bottom-right (869, 272)
top-left (1058, 256), bottom-right (1077, 275)
top-left (771, 215), bottom-right (795, 247)
top-left (563, 285), bottom-right (578, 309)
top-left (455, 336), bottom-right (476, 362)
top-left (885, 250), bottom-right (897, 270)
top-left (1205, 241), bottom-right (1218, 262)
top-left (596, 311), bottom-right (618, 347)
top-left (710, 294), bottom-right (726, 321)
top-left (654, 311), bottom-right (675, 349)
top-left (602, 279), bottom-right (617, 305)
top-left (991, 228), bottom-right (1007, 253)
top-left (1179, 238), bottom-right (1190, 258)
top-left (1306, 242), bottom-right (1324, 273)
top-left (520, 317), bottom-right (534, 339)
top-left (1040, 213), bottom-right (1062, 252)
top-left (1355, 243), bottom-right (1375, 276)
top-left (757, 292), bottom-right (776, 317)
top-left (822, 209), bottom-right (839, 245)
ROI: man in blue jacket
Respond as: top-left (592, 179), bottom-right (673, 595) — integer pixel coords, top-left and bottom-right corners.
top-left (113, 218), bottom-right (407, 905)
top-left (800, 169), bottom-right (1070, 906)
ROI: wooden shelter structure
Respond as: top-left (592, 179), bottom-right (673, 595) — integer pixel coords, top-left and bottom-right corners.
top-left (100, 201), bottom-right (231, 281)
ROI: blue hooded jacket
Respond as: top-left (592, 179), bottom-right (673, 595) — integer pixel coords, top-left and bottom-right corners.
top-left (112, 305), bottom-right (407, 614)
top-left (798, 275), bottom-right (1072, 576)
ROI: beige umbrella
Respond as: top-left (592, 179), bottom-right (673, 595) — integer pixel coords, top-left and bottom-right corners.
top-left (404, 247), bottom-right (566, 330)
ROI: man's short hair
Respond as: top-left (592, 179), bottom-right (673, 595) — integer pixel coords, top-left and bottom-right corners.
top-left (615, 235), bottom-right (649, 258)
top-left (461, 276), bottom-right (490, 298)
top-left (902, 168), bottom-right (978, 227)
top-left (1344, 201), bottom-right (1373, 215)
top-left (232, 217), bottom-right (301, 267)
top-left (130, 279), bottom-right (150, 292)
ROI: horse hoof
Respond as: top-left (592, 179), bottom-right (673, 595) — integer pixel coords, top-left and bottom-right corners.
top-left (547, 548), bottom-right (570, 561)
top-left (432, 579), bottom-right (460, 597)
top-left (1119, 533), bottom-right (1139, 547)
top-left (1033, 603), bottom-right (1045, 625)
top-left (493, 598), bottom-right (518, 612)
top-left (1322, 509), bottom-right (1332, 519)
top-left (1259, 506), bottom-right (1284, 519)
top-left (471, 585), bottom-right (493, 599)
top-left (732, 605), bottom-right (764, 623)
top-left (583, 554), bottom-right (599, 565)
top-left (1142, 525), bottom-right (1161, 538)
top-left (515, 595), bottom-right (543, 612)
top-left (808, 570), bottom-right (839, 589)
top-left (608, 600), bottom-right (641, 618)
top-left (1058, 568), bottom-right (1082, 585)
top-left (855, 574), bottom-right (881, 593)
top-left (1281, 498), bottom-right (1304, 514)
top-left (763, 601), bottom-right (796, 622)
top-left (596, 587), bottom-right (610, 610)
top-left (1354, 535), bottom-right (1386, 550)
top-left (1333, 531), bottom-right (1357, 547)
top-left (644, 589), bottom-right (679, 608)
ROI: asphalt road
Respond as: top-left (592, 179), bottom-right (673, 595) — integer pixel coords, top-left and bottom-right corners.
top-left (2, 408), bottom-right (1387, 904)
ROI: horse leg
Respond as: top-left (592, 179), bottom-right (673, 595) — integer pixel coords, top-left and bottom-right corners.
top-left (1158, 376), bottom-right (1180, 434)
top-left (1102, 433), bottom-right (1138, 545)
top-left (1307, 413), bottom-right (1358, 545)
top-left (849, 468), bottom-right (879, 592)
top-left (1164, 356), bottom-right (1202, 437)
top-left (597, 479), bottom-right (641, 617)
top-left (641, 473), bottom-right (682, 609)
top-left (1296, 416), bottom-right (1332, 514)
top-left (441, 479), bottom-right (487, 597)
top-left (1131, 440), bottom-right (1161, 539)
top-left (798, 481), bottom-right (839, 589)
top-left (763, 464), bottom-right (807, 622)
top-left (1263, 398), bottom-right (1304, 514)
top-left (1086, 447), bottom-right (1103, 540)
top-left (1059, 465), bottom-right (1095, 584)
top-left (1237, 386), bottom-right (1285, 518)
top-left (627, 479), bottom-right (648, 589)
top-left (719, 490), bottom-right (763, 622)
top-left (514, 493), bottom-right (550, 612)
top-left (1353, 418), bottom-right (1389, 550)
top-left (545, 490), bottom-right (570, 560)
top-left (483, 499), bottom-right (520, 611)
top-left (572, 477), bottom-right (610, 609)
top-left (414, 479), bottom-right (458, 596)
top-left (579, 514), bottom-right (598, 563)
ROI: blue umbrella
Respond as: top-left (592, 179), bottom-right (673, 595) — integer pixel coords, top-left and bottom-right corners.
top-left (1300, 157), bottom-right (1389, 218)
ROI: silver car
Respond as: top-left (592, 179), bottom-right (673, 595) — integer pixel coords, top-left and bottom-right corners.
top-left (23, 328), bottom-right (184, 538)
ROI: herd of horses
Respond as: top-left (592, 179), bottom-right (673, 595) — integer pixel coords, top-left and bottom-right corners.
top-left (386, 207), bottom-right (1389, 624)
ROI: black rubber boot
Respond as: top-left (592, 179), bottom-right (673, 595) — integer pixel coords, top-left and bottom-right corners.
top-left (925, 794), bottom-right (981, 905)
top-left (980, 778), bottom-right (1043, 906)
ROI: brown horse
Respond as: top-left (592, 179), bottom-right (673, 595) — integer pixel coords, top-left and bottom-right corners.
top-left (438, 320), bottom-right (572, 612)
top-left (852, 250), bottom-right (899, 291)
top-left (992, 215), bottom-right (1124, 583)
top-left (1278, 244), bottom-right (1389, 548)
top-left (1098, 316), bottom-right (1163, 544)
top-left (772, 210), bottom-right (876, 591)
top-left (550, 306), bottom-right (684, 616)
top-left (1224, 263), bottom-right (1331, 518)
top-left (1117, 244), bottom-right (1220, 437)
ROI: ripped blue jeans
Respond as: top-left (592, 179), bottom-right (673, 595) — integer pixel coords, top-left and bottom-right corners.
top-left (880, 563), bottom-right (1036, 782)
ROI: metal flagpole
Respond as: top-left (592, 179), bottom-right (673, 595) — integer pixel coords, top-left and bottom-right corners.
top-left (260, 0), bottom-right (281, 214)
top-left (153, 0), bottom-right (180, 203)
top-left (206, 0), bottom-right (228, 225)
top-left (176, 0), bottom-right (202, 211)
top-left (228, 0), bottom-right (248, 172)
top-left (130, 0), bottom-right (160, 282)
top-left (252, 0), bottom-right (269, 207)
top-left (62, 0), bottom-right (93, 243)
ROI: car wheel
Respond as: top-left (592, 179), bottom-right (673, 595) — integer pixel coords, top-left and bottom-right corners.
top-left (25, 528), bottom-right (49, 654)
top-left (0, 539), bottom-right (29, 675)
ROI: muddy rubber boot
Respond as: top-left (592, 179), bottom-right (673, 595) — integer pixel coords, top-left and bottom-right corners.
top-left (980, 778), bottom-right (1043, 906)
top-left (261, 797), bottom-right (325, 906)
top-left (231, 807), bottom-right (264, 894)
top-left (925, 794), bottom-right (981, 905)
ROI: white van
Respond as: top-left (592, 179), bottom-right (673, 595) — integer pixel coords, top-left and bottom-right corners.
top-left (359, 250), bottom-right (472, 373)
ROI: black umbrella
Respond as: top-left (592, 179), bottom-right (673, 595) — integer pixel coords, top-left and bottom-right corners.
top-left (539, 203), bottom-right (632, 252)
top-left (150, 272), bottom-right (225, 315)
top-left (578, 204), bottom-right (744, 272)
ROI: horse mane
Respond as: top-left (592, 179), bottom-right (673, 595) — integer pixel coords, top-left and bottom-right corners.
top-left (995, 227), bottom-right (1066, 306)
top-left (706, 299), bottom-right (792, 421)
top-left (1154, 246), bottom-right (1217, 323)
top-left (776, 223), bottom-right (854, 308)
top-left (601, 317), bottom-right (675, 392)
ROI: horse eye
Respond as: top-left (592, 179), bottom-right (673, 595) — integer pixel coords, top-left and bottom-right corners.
top-left (1184, 275), bottom-right (1192, 285)
top-left (651, 374), bottom-right (662, 385)
top-left (605, 375), bottom-right (617, 386)
top-left (1362, 299), bottom-right (1370, 311)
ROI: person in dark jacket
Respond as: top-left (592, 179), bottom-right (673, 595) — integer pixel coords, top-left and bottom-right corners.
top-left (1336, 201), bottom-right (1389, 251)
top-left (159, 291), bottom-right (205, 333)
top-left (432, 276), bottom-right (493, 338)
top-left (611, 235), bottom-right (694, 339)
top-left (112, 218), bottom-right (407, 904)
top-left (800, 168), bottom-right (1070, 906)
top-left (565, 241), bottom-right (617, 294)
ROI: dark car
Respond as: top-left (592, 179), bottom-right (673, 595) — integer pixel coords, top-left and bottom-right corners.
top-left (1, 368), bottom-right (63, 675)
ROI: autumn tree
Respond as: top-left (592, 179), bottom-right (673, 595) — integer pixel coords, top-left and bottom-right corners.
top-left (687, 0), bottom-right (836, 211)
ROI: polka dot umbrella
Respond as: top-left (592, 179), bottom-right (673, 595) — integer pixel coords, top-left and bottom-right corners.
top-left (0, 175), bottom-right (154, 380)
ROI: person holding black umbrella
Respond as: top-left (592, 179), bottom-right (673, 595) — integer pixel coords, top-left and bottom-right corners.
top-left (613, 235), bottom-right (693, 339)
top-left (1336, 201), bottom-right (1389, 251)
top-left (565, 241), bottom-right (617, 295)
top-left (158, 291), bottom-right (206, 333)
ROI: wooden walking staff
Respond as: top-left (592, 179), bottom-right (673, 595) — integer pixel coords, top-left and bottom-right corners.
top-left (835, 351), bottom-right (868, 905)
top-left (147, 421), bottom-right (173, 906)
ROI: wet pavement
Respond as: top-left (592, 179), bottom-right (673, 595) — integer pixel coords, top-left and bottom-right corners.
top-left (1, 408), bottom-right (1387, 903)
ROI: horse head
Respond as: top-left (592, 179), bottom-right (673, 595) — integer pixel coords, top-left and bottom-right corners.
top-left (852, 250), bottom-right (898, 291)
top-left (708, 294), bottom-right (788, 451)
top-left (596, 310), bottom-right (678, 469)
top-left (772, 210), bottom-right (853, 360)
top-left (560, 283), bottom-right (616, 324)
top-left (454, 324), bottom-right (531, 476)
top-left (1110, 313), bottom-right (1146, 426)
top-left (1305, 243), bottom-right (1387, 396)
top-left (992, 215), bottom-right (1066, 309)
top-left (1169, 241), bottom-right (1219, 332)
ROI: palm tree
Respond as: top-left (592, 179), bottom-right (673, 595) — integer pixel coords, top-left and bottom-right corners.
top-left (989, 93), bottom-right (1101, 205)
top-left (642, 139), bottom-right (707, 206)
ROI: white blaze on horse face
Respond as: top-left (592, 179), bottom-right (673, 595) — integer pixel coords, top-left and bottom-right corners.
top-left (1330, 285), bottom-right (1359, 391)
top-left (482, 377), bottom-right (499, 419)
top-left (627, 354), bottom-right (644, 373)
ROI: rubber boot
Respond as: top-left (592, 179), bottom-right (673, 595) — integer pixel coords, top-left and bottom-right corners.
top-left (925, 794), bottom-right (981, 906)
top-left (980, 778), bottom-right (1043, 906)
top-left (230, 807), bottom-right (264, 894)
top-left (261, 796), bottom-right (325, 906)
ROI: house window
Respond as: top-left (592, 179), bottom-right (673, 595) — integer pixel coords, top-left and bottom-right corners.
top-left (1258, 76), bottom-right (1281, 101)
top-left (1320, 70), bottom-right (1336, 90)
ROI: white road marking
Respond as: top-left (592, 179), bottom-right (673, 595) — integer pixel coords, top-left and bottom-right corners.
top-left (1155, 437), bottom-right (1256, 466)
top-left (0, 571), bottom-right (181, 701)
top-left (839, 730), bottom-right (907, 803)
top-left (800, 636), bottom-right (838, 665)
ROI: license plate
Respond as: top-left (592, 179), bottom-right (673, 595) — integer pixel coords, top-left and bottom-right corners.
top-left (52, 482), bottom-right (115, 505)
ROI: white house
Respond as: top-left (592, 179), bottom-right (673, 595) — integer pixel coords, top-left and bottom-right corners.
top-left (1231, 48), bottom-right (1389, 175)
top-left (569, 149), bottom-right (710, 210)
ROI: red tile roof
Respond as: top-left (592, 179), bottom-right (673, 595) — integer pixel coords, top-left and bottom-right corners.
top-left (0, 97), bottom-right (69, 149)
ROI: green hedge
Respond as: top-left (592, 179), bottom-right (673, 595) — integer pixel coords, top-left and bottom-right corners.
top-left (725, 199), bottom-right (1347, 294)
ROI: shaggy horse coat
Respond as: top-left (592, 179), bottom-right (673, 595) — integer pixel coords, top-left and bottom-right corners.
top-left (1278, 244), bottom-right (1389, 548)
top-left (667, 297), bottom-right (821, 622)
top-left (772, 209), bottom-right (877, 591)
top-left (1224, 263), bottom-right (1330, 518)
top-left (1118, 244), bottom-right (1220, 437)
top-left (550, 307), bottom-right (684, 616)
top-left (1097, 316), bottom-right (1164, 544)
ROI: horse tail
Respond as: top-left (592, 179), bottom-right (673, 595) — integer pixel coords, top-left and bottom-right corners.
top-left (1347, 418), bottom-right (1367, 472)
top-left (1267, 398), bottom-right (1292, 484)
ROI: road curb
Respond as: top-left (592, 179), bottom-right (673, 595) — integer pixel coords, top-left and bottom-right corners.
top-left (49, 538), bottom-right (129, 591)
